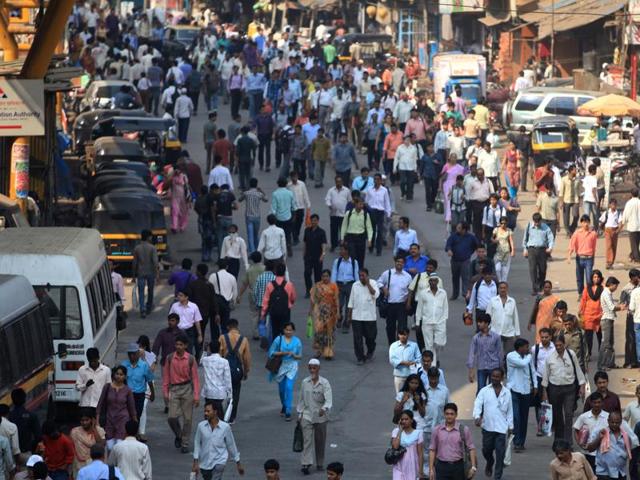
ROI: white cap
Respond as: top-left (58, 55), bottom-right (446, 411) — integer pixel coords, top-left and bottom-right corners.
top-left (308, 358), bottom-right (321, 366)
top-left (26, 455), bottom-right (43, 467)
top-left (602, 62), bottom-right (609, 69)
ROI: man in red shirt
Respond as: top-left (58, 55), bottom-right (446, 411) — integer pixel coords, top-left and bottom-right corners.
top-left (41, 420), bottom-right (75, 480)
top-left (213, 129), bottom-right (235, 168)
top-left (567, 214), bottom-right (598, 295)
top-left (534, 157), bottom-right (555, 193)
top-left (163, 334), bottom-right (200, 453)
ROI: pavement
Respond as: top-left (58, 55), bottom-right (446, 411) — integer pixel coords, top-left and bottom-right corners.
top-left (111, 98), bottom-right (640, 479)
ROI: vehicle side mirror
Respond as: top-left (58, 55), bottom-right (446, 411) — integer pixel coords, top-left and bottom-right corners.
top-left (57, 343), bottom-right (68, 359)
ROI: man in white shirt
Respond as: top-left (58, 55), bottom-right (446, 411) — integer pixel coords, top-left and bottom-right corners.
top-left (287, 171), bottom-right (311, 245)
top-left (325, 176), bottom-right (352, 251)
top-left (393, 136), bottom-right (419, 202)
top-left (513, 70), bottom-right (532, 92)
top-left (108, 421), bottom-right (152, 480)
top-left (169, 291), bottom-right (204, 355)
top-left (75, 348), bottom-right (112, 408)
top-left (477, 142), bottom-right (500, 191)
top-left (347, 268), bottom-right (380, 365)
top-left (377, 257), bottom-right (413, 345)
top-left (258, 214), bottom-right (287, 262)
top-left (622, 188), bottom-right (640, 262)
top-left (393, 94), bottom-right (414, 130)
top-left (582, 164), bottom-right (599, 227)
top-left (573, 392), bottom-right (609, 471)
top-left (200, 340), bottom-right (232, 405)
top-left (466, 269), bottom-right (497, 319)
top-left (220, 224), bottom-right (249, 278)
top-left (531, 327), bottom-right (555, 434)
top-left (208, 157), bottom-right (234, 191)
top-left (415, 276), bottom-right (448, 365)
top-left (473, 368), bottom-right (513, 480)
top-left (174, 88), bottom-right (194, 143)
top-left (485, 282), bottom-right (520, 354)
top-left (467, 168), bottom-right (495, 238)
top-left (506, 338), bottom-right (534, 452)
top-left (366, 173), bottom-right (392, 256)
top-left (209, 260), bottom-right (238, 333)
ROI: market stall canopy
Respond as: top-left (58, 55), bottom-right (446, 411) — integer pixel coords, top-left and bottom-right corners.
top-left (298, 0), bottom-right (339, 9)
top-left (577, 94), bottom-right (640, 117)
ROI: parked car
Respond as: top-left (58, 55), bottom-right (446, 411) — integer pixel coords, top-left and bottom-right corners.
top-left (162, 26), bottom-right (199, 59)
top-left (502, 87), bottom-right (604, 138)
top-left (78, 80), bottom-right (142, 112)
top-left (73, 109), bottom-right (149, 155)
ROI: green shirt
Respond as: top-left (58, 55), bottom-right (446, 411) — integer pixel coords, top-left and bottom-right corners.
top-left (323, 44), bottom-right (337, 64)
top-left (243, 263), bottom-right (265, 295)
top-left (340, 209), bottom-right (373, 241)
top-left (312, 136), bottom-right (332, 162)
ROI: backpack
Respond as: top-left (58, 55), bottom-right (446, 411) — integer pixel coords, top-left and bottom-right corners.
top-left (336, 257), bottom-right (356, 281)
top-left (223, 334), bottom-right (244, 383)
top-left (345, 209), bottom-right (369, 238)
top-left (276, 126), bottom-right (294, 154)
top-left (268, 280), bottom-right (289, 317)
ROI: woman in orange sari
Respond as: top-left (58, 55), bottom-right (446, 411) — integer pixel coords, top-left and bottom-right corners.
top-left (528, 280), bottom-right (560, 342)
top-left (579, 269), bottom-right (604, 360)
top-left (309, 269), bottom-right (340, 360)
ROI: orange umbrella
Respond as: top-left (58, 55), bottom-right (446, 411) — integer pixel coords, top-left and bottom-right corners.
top-left (577, 94), bottom-right (640, 117)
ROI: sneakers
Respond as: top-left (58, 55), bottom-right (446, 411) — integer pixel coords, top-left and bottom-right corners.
top-left (174, 436), bottom-right (181, 449)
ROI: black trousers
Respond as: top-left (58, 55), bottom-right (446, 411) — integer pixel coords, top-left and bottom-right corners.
top-left (527, 247), bottom-right (547, 291)
top-left (385, 302), bottom-right (408, 345)
top-left (133, 392), bottom-right (146, 420)
top-left (276, 219), bottom-right (293, 248)
top-left (547, 383), bottom-right (577, 444)
top-left (271, 311), bottom-right (291, 338)
top-left (631, 231), bottom-right (640, 262)
top-left (626, 313), bottom-right (638, 367)
top-left (371, 208), bottom-right (385, 255)
top-left (294, 157), bottom-right (307, 181)
top-left (424, 177), bottom-right (438, 209)
top-left (470, 200), bottom-right (487, 239)
top-left (258, 135), bottom-right (272, 169)
top-left (329, 216), bottom-right (343, 249)
top-left (435, 460), bottom-right (465, 480)
top-left (562, 203), bottom-right (579, 235)
top-left (230, 377), bottom-right (241, 422)
top-left (344, 233), bottom-right (367, 270)
top-left (304, 258), bottom-right (323, 293)
top-left (226, 257), bottom-right (240, 278)
top-left (352, 320), bottom-right (377, 362)
top-left (292, 208), bottom-right (305, 243)
top-left (230, 88), bottom-right (242, 118)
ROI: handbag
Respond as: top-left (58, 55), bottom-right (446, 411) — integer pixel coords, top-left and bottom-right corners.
top-left (293, 421), bottom-right (304, 452)
top-left (434, 191), bottom-right (445, 214)
top-left (384, 446), bottom-right (406, 465)
top-left (377, 270), bottom-right (392, 318)
top-left (459, 424), bottom-right (473, 477)
top-left (265, 336), bottom-right (283, 374)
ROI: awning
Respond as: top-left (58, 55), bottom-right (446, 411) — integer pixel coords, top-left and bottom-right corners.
top-left (533, 0), bottom-right (625, 39)
top-left (478, 12), bottom-right (511, 26)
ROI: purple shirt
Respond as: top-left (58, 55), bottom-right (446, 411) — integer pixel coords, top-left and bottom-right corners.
top-left (429, 423), bottom-right (475, 461)
top-left (243, 44), bottom-right (259, 68)
top-left (96, 384), bottom-right (136, 440)
top-left (152, 327), bottom-right (179, 364)
top-left (228, 74), bottom-right (244, 91)
top-left (168, 270), bottom-right (197, 296)
top-left (466, 330), bottom-right (503, 370)
top-left (255, 114), bottom-right (275, 136)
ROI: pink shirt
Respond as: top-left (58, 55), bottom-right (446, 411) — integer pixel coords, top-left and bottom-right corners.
top-left (404, 118), bottom-right (427, 141)
top-left (429, 423), bottom-right (475, 462)
top-left (261, 276), bottom-right (297, 317)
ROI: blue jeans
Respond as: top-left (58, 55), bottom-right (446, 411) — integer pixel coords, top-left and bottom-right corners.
top-left (248, 90), bottom-right (263, 120)
top-left (209, 93), bottom-right (219, 110)
top-left (511, 391), bottom-right (531, 447)
top-left (583, 201), bottom-right (599, 228)
top-left (246, 216), bottom-right (260, 253)
top-left (216, 216), bottom-right (233, 256)
top-left (477, 369), bottom-right (492, 394)
top-left (575, 256), bottom-right (594, 295)
top-left (136, 275), bottom-right (155, 314)
top-left (49, 470), bottom-right (70, 480)
top-left (278, 376), bottom-right (295, 415)
top-left (634, 324), bottom-right (640, 364)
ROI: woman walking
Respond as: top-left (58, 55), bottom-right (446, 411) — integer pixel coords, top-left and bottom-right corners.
top-left (166, 164), bottom-right (191, 233)
top-left (393, 374), bottom-right (427, 431)
top-left (579, 269), bottom-right (604, 359)
top-left (96, 365), bottom-right (137, 451)
top-left (137, 335), bottom-right (157, 442)
top-left (502, 141), bottom-right (521, 199)
top-left (309, 270), bottom-right (340, 360)
top-left (498, 187), bottom-right (521, 231)
top-left (440, 153), bottom-right (465, 228)
top-left (528, 280), bottom-right (560, 341)
top-left (391, 410), bottom-right (424, 480)
top-left (268, 322), bottom-right (303, 421)
top-left (491, 216), bottom-right (515, 282)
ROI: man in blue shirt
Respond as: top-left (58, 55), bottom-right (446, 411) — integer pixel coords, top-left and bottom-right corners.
top-left (246, 66), bottom-right (267, 120)
top-left (78, 444), bottom-right (125, 480)
top-left (404, 243), bottom-right (429, 277)
top-left (168, 258), bottom-right (197, 297)
top-left (351, 167), bottom-right (374, 193)
top-left (445, 221), bottom-right (480, 300)
top-left (331, 243), bottom-right (359, 333)
top-left (122, 343), bottom-right (155, 420)
top-left (522, 212), bottom-right (554, 295)
top-left (394, 217), bottom-right (419, 257)
top-left (271, 177), bottom-right (297, 256)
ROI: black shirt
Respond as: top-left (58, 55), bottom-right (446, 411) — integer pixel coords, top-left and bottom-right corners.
top-left (194, 193), bottom-right (213, 221)
top-left (303, 226), bottom-right (327, 261)
top-left (236, 135), bottom-right (256, 164)
top-left (215, 190), bottom-right (236, 216)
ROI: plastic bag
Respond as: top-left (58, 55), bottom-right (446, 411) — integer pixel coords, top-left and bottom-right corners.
top-left (293, 421), bottom-right (304, 452)
top-left (585, 380), bottom-right (591, 397)
top-left (132, 283), bottom-right (139, 310)
top-left (224, 399), bottom-right (234, 422)
top-left (539, 401), bottom-right (553, 437)
top-left (304, 209), bottom-right (312, 227)
top-left (306, 315), bottom-right (314, 338)
top-left (503, 433), bottom-right (515, 466)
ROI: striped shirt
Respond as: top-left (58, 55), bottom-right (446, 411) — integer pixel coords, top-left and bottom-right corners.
top-left (239, 188), bottom-right (266, 218)
top-left (253, 271), bottom-right (276, 307)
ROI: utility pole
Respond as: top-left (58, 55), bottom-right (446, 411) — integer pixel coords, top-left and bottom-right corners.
top-left (550, 0), bottom-right (555, 71)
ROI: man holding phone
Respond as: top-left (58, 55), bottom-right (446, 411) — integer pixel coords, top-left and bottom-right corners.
top-left (75, 348), bottom-right (112, 408)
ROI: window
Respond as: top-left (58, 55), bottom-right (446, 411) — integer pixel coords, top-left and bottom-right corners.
top-left (577, 96), bottom-right (594, 108)
top-left (514, 95), bottom-right (543, 111)
top-left (87, 263), bottom-right (116, 334)
top-left (33, 286), bottom-right (83, 339)
top-left (544, 96), bottom-right (575, 116)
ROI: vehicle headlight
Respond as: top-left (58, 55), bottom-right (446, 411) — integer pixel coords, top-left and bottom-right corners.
top-left (77, 119), bottom-right (86, 126)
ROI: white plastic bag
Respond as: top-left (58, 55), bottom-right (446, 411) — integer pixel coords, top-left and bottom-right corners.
top-left (585, 380), bottom-right (591, 397)
top-left (503, 433), bottom-right (515, 466)
top-left (539, 401), bottom-right (553, 437)
top-left (132, 282), bottom-right (139, 310)
top-left (224, 399), bottom-right (234, 422)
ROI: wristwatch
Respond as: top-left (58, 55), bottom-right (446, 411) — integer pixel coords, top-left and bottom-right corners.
top-left (470, 466), bottom-right (477, 472)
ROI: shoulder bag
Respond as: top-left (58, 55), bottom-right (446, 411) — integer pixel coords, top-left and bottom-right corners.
top-left (265, 335), bottom-right (284, 374)
top-left (377, 270), bottom-right (392, 318)
top-left (460, 424), bottom-right (473, 477)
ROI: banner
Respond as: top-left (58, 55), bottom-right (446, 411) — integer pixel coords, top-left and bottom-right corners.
top-left (0, 79), bottom-right (44, 136)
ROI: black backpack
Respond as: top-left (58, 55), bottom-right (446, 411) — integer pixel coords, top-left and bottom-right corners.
top-left (277, 127), bottom-right (294, 154)
top-left (268, 280), bottom-right (289, 317)
top-left (223, 334), bottom-right (244, 383)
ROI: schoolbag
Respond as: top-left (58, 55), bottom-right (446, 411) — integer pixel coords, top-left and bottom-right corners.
top-left (170, 87), bottom-right (180, 105)
top-left (277, 126), bottom-right (294, 154)
top-left (223, 334), bottom-right (244, 383)
top-left (336, 257), bottom-right (356, 281)
top-left (268, 280), bottom-right (289, 317)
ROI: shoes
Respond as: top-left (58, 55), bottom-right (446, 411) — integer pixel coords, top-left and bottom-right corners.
top-left (141, 311), bottom-right (146, 318)
top-left (181, 447), bottom-right (189, 454)
top-left (342, 326), bottom-right (349, 334)
top-left (365, 352), bottom-right (375, 362)
top-left (174, 436), bottom-right (181, 449)
top-left (356, 359), bottom-right (364, 366)
top-left (536, 431), bottom-right (543, 437)
top-left (485, 465), bottom-right (493, 477)
top-left (304, 292), bottom-right (310, 299)
top-left (265, 168), bottom-right (271, 172)
top-left (280, 407), bottom-right (285, 417)
top-left (285, 414), bottom-right (292, 422)
top-left (301, 466), bottom-right (311, 475)
top-left (164, 406), bottom-right (169, 414)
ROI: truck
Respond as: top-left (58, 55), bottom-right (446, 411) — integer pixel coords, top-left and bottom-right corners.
top-left (431, 52), bottom-right (486, 108)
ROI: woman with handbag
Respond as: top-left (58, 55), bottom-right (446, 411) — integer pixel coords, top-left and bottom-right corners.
top-left (267, 322), bottom-right (303, 421)
top-left (390, 410), bottom-right (425, 479)
top-left (96, 366), bottom-right (137, 451)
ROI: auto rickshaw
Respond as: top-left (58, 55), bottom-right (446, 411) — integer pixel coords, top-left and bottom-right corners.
top-left (92, 188), bottom-right (168, 264)
top-left (91, 171), bottom-right (153, 197)
top-left (96, 161), bottom-right (152, 185)
top-left (531, 116), bottom-right (575, 169)
top-left (73, 109), bottom-right (149, 155)
top-left (333, 33), bottom-right (393, 63)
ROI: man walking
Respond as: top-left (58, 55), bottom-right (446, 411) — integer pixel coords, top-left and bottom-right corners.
top-left (473, 368), bottom-right (513, 480)
top-left (415, 276), bottom-right (448, 364)
top-left (192, 402), bottom-right (245, 479)
top-left (340, 198), bottom-right (372, 269)
top-left (388, 328), bottom-right (422, 393)
top-left (348, 268), bottom-right (380, 365)
top-left (132, 229), bottom-right (158, 318)
top-left (238, 178), bottom-right (268, 253)
top-left (445, 222), bottom-right (479, 301)
top-left (108, 421), bottom-right (152, 480)
top-left (174, 88), bottom-right (194, 143)
top-left (331, 243), bottom-right (359, 333)
top-left (200, 339), bottom-right (232, 408)
top-left (272, 177), bottom-right (297, 255)
top-left (235, 127), bottom-right (258, 191)
top-left (467, 314), bottom-right (503, 393)
top-left (567, 215), bottom-right (598, 296)
top-left (332, 132), bottom-right (358, 186)
top-left (506, 338), bottom-right (535, 452)
top-left (366, 173), bottom-right (392, 257)
top-left (219, 319), bottom-right (251, 424)
top-left (325, 176), bottom-right (352, 252)
top-left (163, 335), bottom-right (200, 453)
top-left (258, 214), bottom-right (287, 263)
top-left (122, 343), bottom-right (155, 420)
top-left (303, 214), bottom-right (327, 297)
top-left (598, 277), bottom-right (624, 370)
top-left (429, 403), bottom-right (477, 480)
top-left (186, 264), bottom-right (218, 357)
top-left (297, 359), bottom-right (333, 475)
top-left (559, 164), bottom-right (580, 236)
top-left (288, 170), bottom-right (311, 245)
top-left (485, 282), bottom-right (520, 354)
top-left (522, 213), bottom-right (554, 295)
top-left (377, 256), bottom-right (412, 345)
top-left (76, 348), bottom-right (111, 409)
top-left (622, 188), bottom-right (640, 262)
top-left (262, 263), bottom-right (297, 337)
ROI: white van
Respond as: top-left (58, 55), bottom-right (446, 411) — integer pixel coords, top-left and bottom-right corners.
top-left (503, 87), bottom-right (605, 137)
top-left (0, 227), bottom-right (117, 411)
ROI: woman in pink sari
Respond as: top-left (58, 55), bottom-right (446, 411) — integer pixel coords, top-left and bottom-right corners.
top-left (439, 153), bottom-right (465, 225)
top-left (167, 165), bottom-right (191, 233)
top-left (502, 141), bottom-right (521, 199)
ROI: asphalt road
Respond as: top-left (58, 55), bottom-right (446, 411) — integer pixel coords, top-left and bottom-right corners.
top-left (112, 97), bottom-right (639, 479)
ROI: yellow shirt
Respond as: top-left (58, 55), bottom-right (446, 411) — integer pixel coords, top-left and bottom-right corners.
top-left (474, 104), bottom-right (490, 130)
